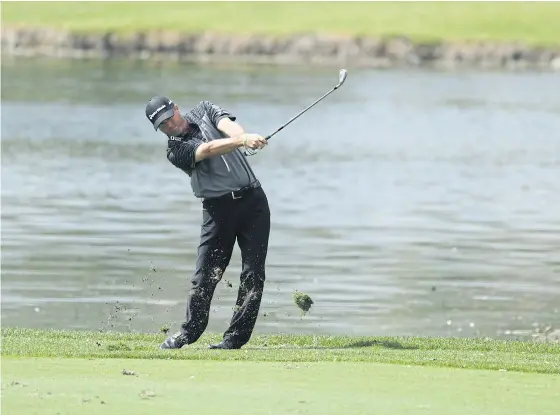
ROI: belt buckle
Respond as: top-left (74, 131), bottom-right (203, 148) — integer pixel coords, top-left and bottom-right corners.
top-left (231, 190), bottom-right (242, 199)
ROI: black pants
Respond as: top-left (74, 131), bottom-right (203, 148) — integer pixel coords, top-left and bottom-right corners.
top-left (180, 186), bottom-right (270, 347)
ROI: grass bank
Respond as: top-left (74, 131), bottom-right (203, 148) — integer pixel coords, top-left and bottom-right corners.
top-left (2, 328), bottom-right (560, 374)
top-left (2, 1), bottom-right (560, 46)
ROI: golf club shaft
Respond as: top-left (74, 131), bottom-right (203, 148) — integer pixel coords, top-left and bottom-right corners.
top-left (265, 85), bottom-right (339, 141)
top-left (244, 69), bottom-right (347, 156)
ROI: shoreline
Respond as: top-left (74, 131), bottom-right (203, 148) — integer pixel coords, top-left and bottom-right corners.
top-left (3, 27), bottom-right (560, 71)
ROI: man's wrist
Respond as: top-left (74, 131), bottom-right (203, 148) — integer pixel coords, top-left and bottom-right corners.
top-left (234, 134), bottom-right (246, 148)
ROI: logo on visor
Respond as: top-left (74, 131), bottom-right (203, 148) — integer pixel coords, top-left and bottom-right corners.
top-left (149, 104), bottom-right (166, 120)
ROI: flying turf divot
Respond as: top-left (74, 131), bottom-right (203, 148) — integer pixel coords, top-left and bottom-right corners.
top-left (293, 290), bottom-right (314, 315)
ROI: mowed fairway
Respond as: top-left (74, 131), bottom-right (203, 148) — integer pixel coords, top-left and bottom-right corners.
top-left (3, 357), bottom-right (559, 415)
top-left (2, 329), bottom-right (560, 414)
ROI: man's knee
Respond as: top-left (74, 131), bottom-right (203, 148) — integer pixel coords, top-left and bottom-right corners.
top-left (239, 269), bottom-right (266, 294)
top-left (242, 261), bottom-right (266, 281)
top-left (191, 265), bottom-right (225, 289)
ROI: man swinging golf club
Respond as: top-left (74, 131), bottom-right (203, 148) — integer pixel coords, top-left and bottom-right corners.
top-left (146, 69), bottom-right (347, 350)
top-left (146, 97), bottom-right (270, 349)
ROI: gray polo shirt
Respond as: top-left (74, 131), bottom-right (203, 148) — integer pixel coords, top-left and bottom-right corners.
top-left (166, 101), bottom-right (258, 199)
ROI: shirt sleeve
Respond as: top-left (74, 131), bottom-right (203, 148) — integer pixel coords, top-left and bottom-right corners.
top-left (202, 100), bottom-right (237, 127)
top-left (167, 139), bottom-right (202, 170)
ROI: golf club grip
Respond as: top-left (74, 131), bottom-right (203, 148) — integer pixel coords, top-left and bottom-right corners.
top-left (244, 148), bottom-right (259, 156)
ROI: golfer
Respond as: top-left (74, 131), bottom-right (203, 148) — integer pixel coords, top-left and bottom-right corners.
top-left (145, 96), bottom-right (270, 350)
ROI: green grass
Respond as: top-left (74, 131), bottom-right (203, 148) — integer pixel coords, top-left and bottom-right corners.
top-left (2, 328), bottom-right (560, 374)
top-left (3, 358), bottom-right (559, 415)
top-left (2, 328), bottom-right (559, 414)
top-left (2, 1), bottom-right (560, 46)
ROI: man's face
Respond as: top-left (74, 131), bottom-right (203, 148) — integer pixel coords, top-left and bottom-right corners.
top-left (159, 104), bottom-right (188, 136)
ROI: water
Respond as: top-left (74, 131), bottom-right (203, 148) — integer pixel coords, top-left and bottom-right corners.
top-left (2, 56), bottom-right (559, 340)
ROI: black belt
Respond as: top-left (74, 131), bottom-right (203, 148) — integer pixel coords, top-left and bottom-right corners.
top-left (206, 180), bottom-right (261, 201)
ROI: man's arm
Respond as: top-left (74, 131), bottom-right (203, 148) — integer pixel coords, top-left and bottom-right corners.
top-left (202, 100), bottom-right (246, 137)
top-left (194, 134), bottom-right (245, 162)
top-left (168, 136), bottom-right (247, 169)
top-left (191, 101), bottom-right (266, 162)
top-left (195, 132), bottom-right (268, 162)
top-left (217, 117), bottom-right (245, 138)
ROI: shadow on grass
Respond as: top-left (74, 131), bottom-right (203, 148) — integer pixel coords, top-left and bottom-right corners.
top-left (245, 340), bottom-right (418, 351)
top-left (344, 340), bottom-right (418, 350)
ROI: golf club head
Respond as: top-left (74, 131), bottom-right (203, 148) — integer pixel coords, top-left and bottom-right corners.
top-left (337, 69), bottom-right (348, 87)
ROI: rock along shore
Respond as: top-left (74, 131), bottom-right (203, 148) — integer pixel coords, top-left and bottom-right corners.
top-left (2, 27), bottom-right (560, 71)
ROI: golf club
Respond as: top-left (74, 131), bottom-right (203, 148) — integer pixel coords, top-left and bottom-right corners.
top-left (244, 68), bottom-right (348, 156)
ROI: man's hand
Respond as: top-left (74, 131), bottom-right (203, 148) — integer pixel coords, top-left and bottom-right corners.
top-left (242, 133), bottom-right (268, 150)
